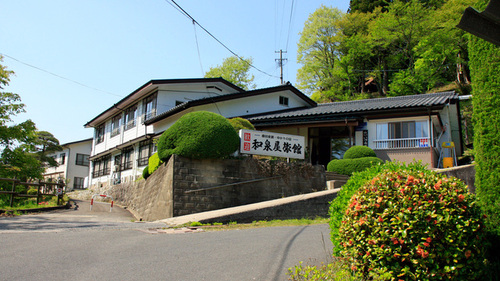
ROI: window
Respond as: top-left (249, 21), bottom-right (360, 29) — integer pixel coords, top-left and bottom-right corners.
top-left (279, 96), bottom-right (289, 106)
top-left (111, 115), bottom-right (121, 137)
top-left (143, 93), bottom-right (157, 121)
top-left (59, 153), bottom-right (66, 165)
top-left (121, 147), bottom-right (133, 170)
top-left (124, 105), bottom-right (137, 131)
top-left (74, 177), bottom-right (85, 189)
top-left (92, 155), bottom-right (111, 177)
top-left (75, 153), bottom-right (90, 166)
top-left (138, 140), bottom-right (155, 166)
top-left (95, 125), bottom-right (105, 144)
top-left (375, 120), bottom-right (429, 149)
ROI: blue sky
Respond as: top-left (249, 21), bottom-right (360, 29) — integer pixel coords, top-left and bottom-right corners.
top-left (1, 0), bottom-right (349, 144)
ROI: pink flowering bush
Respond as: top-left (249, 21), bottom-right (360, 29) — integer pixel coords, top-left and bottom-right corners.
top-left (339, 164), bottom-right (486, 280)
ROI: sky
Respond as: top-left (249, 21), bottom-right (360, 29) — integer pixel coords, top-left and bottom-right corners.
top-left (1, 0), bottom-right (349, 144)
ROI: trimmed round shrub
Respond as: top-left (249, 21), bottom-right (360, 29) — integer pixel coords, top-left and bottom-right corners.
top-left (343, 146), bottom-right (376, 159)
top-left (339, 163), bottom-right (486, 280)
top-left (228, 117), bottom-right (255, 132)
top-left (327, 157), bottom-right (383, 176)
top-left (142, 166), bottom-right (150, 180)
top-left (157, 111), bottom-right (240, 161)
top-left (147, 152), bottom-right (163, 175)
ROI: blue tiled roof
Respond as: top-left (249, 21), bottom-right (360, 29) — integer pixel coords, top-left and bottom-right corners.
top-left (249, 91), bottom-right (458, 122)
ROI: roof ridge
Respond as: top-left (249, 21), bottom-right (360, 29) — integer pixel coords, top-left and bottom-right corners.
top-left (317, 91), bottom-right (457, 106)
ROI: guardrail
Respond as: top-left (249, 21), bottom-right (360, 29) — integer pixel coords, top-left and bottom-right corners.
top-left (90, 194), bottom-right (114, 212)
top-left (0, 178), bottom-right (65, 207)
top-left (374, 137), bottom-right (430, 149)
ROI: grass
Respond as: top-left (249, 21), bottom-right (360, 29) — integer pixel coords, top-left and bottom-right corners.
top-left (178, 217), bottom-right (329, 231)
top-left (0, 194), bottom-right (69, 214)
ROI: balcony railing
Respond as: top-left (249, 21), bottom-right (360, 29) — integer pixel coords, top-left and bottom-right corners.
top-left (374, 137), bottom-right (430, 150)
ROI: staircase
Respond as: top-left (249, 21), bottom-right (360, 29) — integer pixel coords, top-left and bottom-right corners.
top-left (325, 172), bottom-right (350, 189)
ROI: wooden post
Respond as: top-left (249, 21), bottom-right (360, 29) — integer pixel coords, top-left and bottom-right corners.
top-left (9, 180), bottom-right (16, 207)
top-left (37, 184), bottom-right (41, 205)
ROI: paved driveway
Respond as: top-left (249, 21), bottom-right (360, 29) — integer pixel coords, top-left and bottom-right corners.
top-left (0, 200), bottom-right (334, 280)
top-left (0, 200), bottom-right (164, 233)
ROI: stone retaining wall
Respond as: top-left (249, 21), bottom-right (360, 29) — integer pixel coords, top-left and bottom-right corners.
top-left (107, 155), bottom-right (327, 221)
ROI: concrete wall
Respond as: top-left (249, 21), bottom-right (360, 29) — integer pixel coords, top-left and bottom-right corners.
top-left (108, 155), bottom-right (326, 221)
top-left (436, 164), bottom-right (476, 193)
top-left (108, 158), bottom-right (174, 221)
top-left (375, 148), bottom-right (436, 167)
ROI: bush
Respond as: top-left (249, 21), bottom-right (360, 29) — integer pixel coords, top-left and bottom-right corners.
top-left (142, 166), bottom-right (150, 180)
top-left (343, 146), bottom-right (376, 159)
top-left (147, 152), bottom-right (163, 175)
top-left (327, 157), bottom-right (383, 176)
top-left (468, 0), bottom-right (500, 237)
top-left (157, 111), bottom-right (240, 161)
top-left (339, 163), bottom-right (486, 280)
top-left (228, 117), bottom-right (255, 132)
top-left (27, 188), bottom-right (38, 195)
top-left (330, 161), bottom-right (403, 256)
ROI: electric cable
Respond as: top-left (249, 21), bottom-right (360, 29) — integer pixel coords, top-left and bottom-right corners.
top-left (165, 0), bottom-right (279, 79)
top-left (0, 53), bottom-right (123, 98)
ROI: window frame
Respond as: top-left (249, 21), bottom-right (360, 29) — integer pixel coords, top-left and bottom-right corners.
top-left (74, 177), bottom-right (85, 189)
top-left (75, 153), bottom-right (90, 166)
top-left (110, 114), bottom-right (122, 138)
top-left (143, 93), bottom-right (157, 121)
top-left (124, 105), bottom-right (137, 131)
top-left (137, 140), bottom-right (155, 166)
top-left (95, 125), bottom-right (105, 144)
top-left (279, 96), bottom-right (289, 106)
top-left (59, 153), bottom-right (66, 165)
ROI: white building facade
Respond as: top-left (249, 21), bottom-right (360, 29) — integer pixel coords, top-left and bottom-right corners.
top-left (44, 138), bottom-right (92, 190)
top-left (84, 78), bottom-right (315, 190)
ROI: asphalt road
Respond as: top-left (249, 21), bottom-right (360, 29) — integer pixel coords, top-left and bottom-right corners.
top-left (0, 200), bottom-right (333, 281)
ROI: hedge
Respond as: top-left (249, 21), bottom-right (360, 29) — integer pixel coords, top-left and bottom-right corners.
top-left (343, 146), bottom-right (376, 159)
top-left (228, 117), bottom-right (255, 132)
top-left (327, 157), bottom-right (383, 176)
top-left (469, 0), bottom-right (500, 237)
top-left (147, 152), bottom-right (163, 175)
top-left (157, 111), bottom-right (240, 161)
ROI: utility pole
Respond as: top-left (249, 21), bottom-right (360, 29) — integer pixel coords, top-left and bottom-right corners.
top-left (275, 50), bottom-right (287, 84)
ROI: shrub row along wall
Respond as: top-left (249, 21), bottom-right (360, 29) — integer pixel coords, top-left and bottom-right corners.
top-left (108, 155), bottom-right (326, 221)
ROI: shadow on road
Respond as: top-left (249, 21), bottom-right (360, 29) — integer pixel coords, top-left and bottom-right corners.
top-left (0, 199), bottom-right (164, 233)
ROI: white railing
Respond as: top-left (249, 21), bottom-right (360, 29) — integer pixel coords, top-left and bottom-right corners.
top-left (374, 137), bottom-right (430, 149)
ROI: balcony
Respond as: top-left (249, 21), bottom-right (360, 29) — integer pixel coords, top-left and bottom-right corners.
top-left (374, 137), bottom-right (430, 150)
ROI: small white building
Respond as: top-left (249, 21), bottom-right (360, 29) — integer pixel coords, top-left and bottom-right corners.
top-left (43, 138), bottom-right (92, 190)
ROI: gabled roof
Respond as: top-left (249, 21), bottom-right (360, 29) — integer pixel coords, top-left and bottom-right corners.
top-left (61, 137), bottom-right (93, 147)
top-left (84, 78), bottom-right (244, 128)
top-left (249, 91), bottom-right (459, 125)
top-left (144, 83), bottom-right (316, 125)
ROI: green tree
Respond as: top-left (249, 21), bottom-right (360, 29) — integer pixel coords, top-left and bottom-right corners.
top-left (0, 56), bottom-right (61, 180)
top-left (468, 0), bottom-right (500, 235)
top-left (204, 56), bottom-right (255, 90)
top-left (297, 5), bottom-right (348, 102)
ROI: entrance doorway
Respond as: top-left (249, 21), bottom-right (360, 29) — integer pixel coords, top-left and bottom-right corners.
top-left (309, 126), bottom-right (351, 167)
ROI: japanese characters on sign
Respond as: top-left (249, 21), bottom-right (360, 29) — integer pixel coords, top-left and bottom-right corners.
top-left (239, 129), bottom-right (305, 159)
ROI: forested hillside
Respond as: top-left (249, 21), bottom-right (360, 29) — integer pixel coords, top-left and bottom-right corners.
top-left (297, 0), bottom-right (475, 102)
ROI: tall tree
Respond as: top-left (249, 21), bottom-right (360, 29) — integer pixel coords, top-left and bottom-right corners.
top-left (296, 6), bottom-right (348, 102)
top-left (204, 56), bottom-right (255, 90)
top-left (0, 56), bottom-right (61, 180)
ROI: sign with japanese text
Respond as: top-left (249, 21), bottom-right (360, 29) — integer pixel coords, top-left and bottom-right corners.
top-left (239, 129), bottom-right (305, 159)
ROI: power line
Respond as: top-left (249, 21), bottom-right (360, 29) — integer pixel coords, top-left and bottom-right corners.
top-left (165, 0), bottom-right (279, 79)
top-left (1, 53), bottom-right (123, 98)
top-left (285, 0), bottom-right (295, 51)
